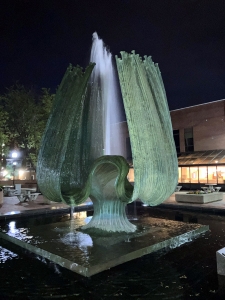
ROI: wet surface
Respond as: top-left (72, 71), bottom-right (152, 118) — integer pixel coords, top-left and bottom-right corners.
top-left (0, 212), bottom-right (208, 277)
top-left (0, 205), bottom-right (225, 299)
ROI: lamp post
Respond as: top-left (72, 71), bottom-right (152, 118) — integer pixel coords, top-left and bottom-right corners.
top-left (12, 151), bottom-right (18, 187)
top-left (12, 162), bottom-right (17, 187)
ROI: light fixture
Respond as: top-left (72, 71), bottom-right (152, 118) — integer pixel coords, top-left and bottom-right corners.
top-left (12, 152), bottom-right (18, 158)
top-left (2, 170), bottom-right (7, 176)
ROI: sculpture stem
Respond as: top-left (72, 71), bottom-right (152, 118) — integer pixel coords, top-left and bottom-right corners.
top-left (81, 155), bottom-right (135, 233)
top-left (82, 199), bottom-right (136, 233)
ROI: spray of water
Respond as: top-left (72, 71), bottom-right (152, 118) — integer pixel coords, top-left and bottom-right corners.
top-left (90, 32), bottom-right (125, 156)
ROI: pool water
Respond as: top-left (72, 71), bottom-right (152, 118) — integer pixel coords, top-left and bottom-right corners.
top-left (0, 205), bottom-right (225, 299)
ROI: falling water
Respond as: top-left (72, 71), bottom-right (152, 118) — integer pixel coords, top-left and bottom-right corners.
top-left (70, 206), bottom-right (74, 219)
top-left (90, 32), bottom-right (125, 156)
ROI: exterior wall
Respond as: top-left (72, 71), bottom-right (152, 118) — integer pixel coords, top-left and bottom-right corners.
top-left (170, 100), bottom-right (225, 151)
top-left (179, 128), bottom-right (185, 152)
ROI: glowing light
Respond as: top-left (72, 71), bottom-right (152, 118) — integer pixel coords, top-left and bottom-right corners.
top-left (9, 221), bottom-right (16, 234)
top-left (12, 152), bottom-right (18, 158)
top-left (2, 170), bottom-right (7, 176)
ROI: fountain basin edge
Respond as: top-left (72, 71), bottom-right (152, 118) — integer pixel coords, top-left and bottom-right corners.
top-left (0, 217), bottom-right (209, 277)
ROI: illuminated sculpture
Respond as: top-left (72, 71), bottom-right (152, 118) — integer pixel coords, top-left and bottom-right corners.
top-left (37, 42), bottom-right (178, 233)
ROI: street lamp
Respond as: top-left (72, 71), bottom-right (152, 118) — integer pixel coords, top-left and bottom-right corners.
top-left (11, 151), bottom-right (18, 187)
top-left (12, 152), bottom-right (18, 158)
top-left (12, 162), bottom-right (17, 187)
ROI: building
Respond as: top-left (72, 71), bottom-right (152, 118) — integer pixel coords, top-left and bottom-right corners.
top-left (171, 99), bottom-right (225, 190)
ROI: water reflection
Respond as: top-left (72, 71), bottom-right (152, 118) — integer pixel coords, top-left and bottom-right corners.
top-left (59, 212), bottom-right (93, 261)
top-left (6, 221), bottom-right (40, 244)
top-left (9, 221), bottom-right (16, 234)
top-left (60, 232), bottom-right (93, 249)
top-left (67, 211), bottom-right (92, 225)
top-left (0, 246), bottom-right (18, 263)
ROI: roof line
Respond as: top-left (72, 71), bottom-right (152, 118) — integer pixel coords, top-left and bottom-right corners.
top-left (170, 99), bottom-right (225, 112)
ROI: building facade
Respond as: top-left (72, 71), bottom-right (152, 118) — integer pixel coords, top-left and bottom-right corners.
top-left (171, 99), bottom-right (225, 189)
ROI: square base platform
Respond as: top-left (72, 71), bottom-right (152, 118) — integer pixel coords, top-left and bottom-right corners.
top-left (175, 192), bottom-right (223, 204)
top-left (0, 215), bottom-right (208, 277)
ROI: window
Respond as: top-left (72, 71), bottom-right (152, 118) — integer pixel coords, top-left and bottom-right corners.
top-left (199, 166), bottom-right (207, 183)
top-left (184, 128), bottom-right (194, 152)
top-left (217, 166), bottom-right (225, 184)
top-left (208, 166), bottom-right (217, 184)
top-left (173, 130), bottom-right (180, 154)
top-left (179, 165), bottom-right (225, 184)
top-left (178, 167), bottom-right (181, 182)
top-left (181, 167), bottom-right (190, 183)
top-left (190, 167), bottom-right (198, 183)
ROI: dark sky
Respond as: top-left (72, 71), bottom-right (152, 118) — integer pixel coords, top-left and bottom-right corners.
top-left (0, 0), bottom-right (225, 110)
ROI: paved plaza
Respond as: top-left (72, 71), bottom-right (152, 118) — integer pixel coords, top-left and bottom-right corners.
top-left (0, 194), bottom-right (93, 219)
top-left (1, 191), bottom-right (225, 219)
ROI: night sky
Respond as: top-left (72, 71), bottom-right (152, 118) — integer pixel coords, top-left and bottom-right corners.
top-left (0, 0), bottom-right (225, 110)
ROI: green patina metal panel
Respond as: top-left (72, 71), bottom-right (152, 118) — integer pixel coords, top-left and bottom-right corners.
top-left (116, 52), bottom-right (178, 206)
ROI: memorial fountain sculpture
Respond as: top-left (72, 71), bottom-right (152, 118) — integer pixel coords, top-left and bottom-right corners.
top-left (37, 34), bottom-right (178, 233)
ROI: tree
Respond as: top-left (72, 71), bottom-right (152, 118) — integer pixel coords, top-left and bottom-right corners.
top-left (0, 84), bottom-right (54, 170)
top-left (0, 107), bottom-right (9, 168)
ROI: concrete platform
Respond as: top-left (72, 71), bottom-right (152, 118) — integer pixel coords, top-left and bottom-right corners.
top-left (175, 192), bottom-right (223, 204)
top-left (158, 191), bottom-right (225, 214)
top-left (0, 214), bottom-right (208, 277)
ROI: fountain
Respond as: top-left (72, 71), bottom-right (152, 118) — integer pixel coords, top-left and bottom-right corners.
top-left (90, 32), bottom-right (124, 156)
top-left (36, 32), bottom-right (180, 233)
top-left (0, 33), bottom-right (209, 276)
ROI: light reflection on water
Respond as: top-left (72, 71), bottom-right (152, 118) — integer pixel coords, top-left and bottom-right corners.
top-left (7, 221), bottom-right (33, 242)
top-left (9, 221), bottom-right (16, 233)
top-left (0, 246), bottom-right (18, 263)
top-left (68, 211), bottom-right (92, 225)
top-left (60, 232), bottom-right (93, 249)
top-left (54, 213), bottom-right (93, 264)
top-left (60, 212), bottom-right (93, 249)
top-left (5, 221), bottom-right (45, 245)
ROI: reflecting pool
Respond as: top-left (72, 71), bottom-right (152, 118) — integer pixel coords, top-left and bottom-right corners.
top-left (0, 205), bottom-right (225, 299)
